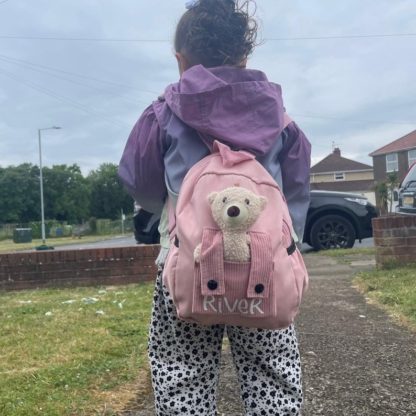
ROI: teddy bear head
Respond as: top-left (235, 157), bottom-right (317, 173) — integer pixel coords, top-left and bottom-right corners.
top-left (208, 187), bottom-right (267, 231)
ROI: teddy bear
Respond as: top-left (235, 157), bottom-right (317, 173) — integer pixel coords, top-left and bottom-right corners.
top-left (194, 186), bottom-right (267, 262)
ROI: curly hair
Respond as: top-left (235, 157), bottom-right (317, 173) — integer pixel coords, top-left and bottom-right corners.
top-left (175, 0), bottom-right (258, 67)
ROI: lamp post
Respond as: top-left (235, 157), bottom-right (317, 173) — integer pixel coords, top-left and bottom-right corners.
top-left (37, 126), bottom-right (61, 250)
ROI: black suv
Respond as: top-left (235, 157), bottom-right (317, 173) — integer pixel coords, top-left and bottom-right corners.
top-left (134, 190), bottom-right (377, 251)
top-left (395, 163), bottom-right (416, 215)
top-left (304, 190), bottom-right (377, 250)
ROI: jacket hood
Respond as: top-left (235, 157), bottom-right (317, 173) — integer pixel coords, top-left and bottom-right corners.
top-left (164, 65), bottom-right (285, 155)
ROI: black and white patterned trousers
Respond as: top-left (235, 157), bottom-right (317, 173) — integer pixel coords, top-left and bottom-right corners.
top-left (148, 271), bottom-right (304, 416)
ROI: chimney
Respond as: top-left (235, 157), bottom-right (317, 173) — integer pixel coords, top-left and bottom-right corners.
top-left (333, 147), bottom-right (341, 156)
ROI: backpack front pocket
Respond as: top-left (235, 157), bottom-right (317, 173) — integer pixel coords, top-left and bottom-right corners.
top-left (193, 261), bottom-right (268, 318)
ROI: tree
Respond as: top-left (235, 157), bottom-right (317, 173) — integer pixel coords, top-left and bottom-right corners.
top-left (375, 182), bottom-right (388, 216)
top-left (42, 164), bottom-right (91, 223)
top-left (0, 162), bottom-right (132, 224)
top-left (0, 164), bottom-right (40, 223)
top-left (374, 171), bottom-right (400, 216)
top-left (87, 163), bottom-right (133, 220)
top-left (386, 171), bottom-right (399, 213)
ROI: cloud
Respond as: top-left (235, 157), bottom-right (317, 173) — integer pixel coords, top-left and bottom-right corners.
top-left (0, 0), bottom-right (415, 173)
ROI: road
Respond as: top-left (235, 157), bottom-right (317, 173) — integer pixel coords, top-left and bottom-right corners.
top-left (52, 234), bottom-right (374, 252)
top-left (52, 235), bottom-right (138, 251)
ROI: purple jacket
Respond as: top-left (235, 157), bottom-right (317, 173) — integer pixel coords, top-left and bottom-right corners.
top-left (118, 65), bottom-right (311, 239)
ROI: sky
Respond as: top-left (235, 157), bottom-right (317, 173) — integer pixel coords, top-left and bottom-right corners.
top-left (0, 0), bottom-right (415, 174)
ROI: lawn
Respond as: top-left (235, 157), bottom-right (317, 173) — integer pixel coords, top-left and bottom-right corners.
top-left (354, 266), bottom-right (416, 330)
top-left (0, 236), bottom-right (115, 254)
top-left (315, 246), bottom-right (376, 258)
top-left (0, 282), bottom-right (154, 415)
top-left (316, 246), bottom-right (415, 329)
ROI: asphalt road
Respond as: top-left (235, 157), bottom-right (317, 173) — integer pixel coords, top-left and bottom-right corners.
top-left (52, 235), bottom-right (374, 252)
top-left (53, 235), bottom-right (138, 251)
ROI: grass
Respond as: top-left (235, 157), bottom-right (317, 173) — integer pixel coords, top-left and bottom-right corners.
top-left (315, 246), bottom-right (376, 258)
top-left (0, 236), bottom-right (117, 254)
top-left (0, 282), bottom-right (154, 415)
top-left (354, 266), bottom-right (416, 330)
top-left (316, 246), bottom-right (416, 329)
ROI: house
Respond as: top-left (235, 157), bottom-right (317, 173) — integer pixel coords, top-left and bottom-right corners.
top-left (369, 130), bottom-right (416, 184)
top-left (310, 148), bottom-right (376, 204)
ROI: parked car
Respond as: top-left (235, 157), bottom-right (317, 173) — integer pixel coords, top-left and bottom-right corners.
top-left (304, 190), bottom-right (377, 250)
top-left (395, 163), bottom-right (416, 215)
top-left (133, 190), bottom-right (378, 250)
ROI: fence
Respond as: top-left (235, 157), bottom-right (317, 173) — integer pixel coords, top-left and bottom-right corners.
top-left (373, 215), bottom-right (416, 268)
top-left (0, 218), bottom-right (134, 241)
top-left (0, 245), bottom-right (159, 291)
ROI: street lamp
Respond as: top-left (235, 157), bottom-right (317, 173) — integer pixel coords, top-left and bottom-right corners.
top-left (36, 126), bottom-right (61, 251)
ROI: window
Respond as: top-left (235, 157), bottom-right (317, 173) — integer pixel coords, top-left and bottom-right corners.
top-left (386, 153), bottom-right (398, 172)
top-left (334, 172), bottom-right (345, 181)
top-left (408, 149), bottom-right (416, 167)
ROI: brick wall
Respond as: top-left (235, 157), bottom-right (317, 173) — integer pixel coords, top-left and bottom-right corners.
top-left (373, 216), bottom-right (416, 268)
top-left (372, 155), bottom-right (387, 184)
top-left (0, 245), bottom-right (160, 291)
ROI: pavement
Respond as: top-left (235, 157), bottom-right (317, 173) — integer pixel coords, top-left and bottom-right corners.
top-left (122, 252), bottom-right (416, 416)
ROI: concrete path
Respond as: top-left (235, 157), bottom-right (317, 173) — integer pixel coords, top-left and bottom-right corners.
top-left (124, 253), bottom-right (416, 416)
top-left (297, 255), bottom-right (415, 416)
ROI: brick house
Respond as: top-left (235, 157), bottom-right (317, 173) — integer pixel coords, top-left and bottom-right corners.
top-left (310, 148), bottom-right (375, 204)
top-left (369, 130), bottom-right (416, 184)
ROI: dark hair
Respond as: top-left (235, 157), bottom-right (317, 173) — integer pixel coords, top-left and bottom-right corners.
top-left (175, 0), bottom-right (258, 67)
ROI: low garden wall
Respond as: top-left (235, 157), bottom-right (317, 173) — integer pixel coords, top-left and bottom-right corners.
top-left (0, 245), bottom-right (159, 291)
top-left (373, 215), bottom-right (416, 268)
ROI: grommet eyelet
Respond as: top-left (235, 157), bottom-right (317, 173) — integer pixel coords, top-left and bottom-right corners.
top-left (207, 280), bottom-right (218, 290)
top-left (255, 283), bottom-right (265, 294)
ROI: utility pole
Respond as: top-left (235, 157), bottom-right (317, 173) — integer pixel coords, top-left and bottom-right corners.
top-left (36, 126), bottom-right (61, 250)
top-left (121, 209), bottom-right (125, 235)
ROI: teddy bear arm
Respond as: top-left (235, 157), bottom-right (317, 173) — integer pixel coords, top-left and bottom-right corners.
top-left (194, 243), bottom-right (202, 263)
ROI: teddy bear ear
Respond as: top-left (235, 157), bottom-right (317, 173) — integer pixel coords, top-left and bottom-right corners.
top-left (208, 192), bottom-right (218, 205)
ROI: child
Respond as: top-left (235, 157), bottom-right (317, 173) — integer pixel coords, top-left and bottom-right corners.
top-left (119, 1), bottom-right (311, 414)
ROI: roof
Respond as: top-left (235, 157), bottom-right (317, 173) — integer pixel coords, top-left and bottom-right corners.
top-left (311, 148), bottom-right (373, 174)
top-left (311, 180), bottom-right (375, 193)
top-left (369, 130), bottom-right (416, 157)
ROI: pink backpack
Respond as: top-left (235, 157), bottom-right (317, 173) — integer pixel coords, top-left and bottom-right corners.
top-left (163, 138), bottom-right (308, 330)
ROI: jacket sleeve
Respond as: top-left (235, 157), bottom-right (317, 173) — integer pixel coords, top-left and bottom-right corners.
top-left (118, 104), bottom-right (167, 215)
top-left (278, 122), bottom-right (311, 242)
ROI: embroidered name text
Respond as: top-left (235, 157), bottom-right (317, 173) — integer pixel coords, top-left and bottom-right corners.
top-left (203, 296), bottom-right (264, 315)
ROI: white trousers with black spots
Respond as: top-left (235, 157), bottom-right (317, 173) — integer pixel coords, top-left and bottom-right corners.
top-left (148, 271), bottom-right (304, 416)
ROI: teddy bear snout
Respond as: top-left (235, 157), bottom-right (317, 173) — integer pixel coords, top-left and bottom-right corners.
top-left (227, 206), bottom-right (240, 218)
